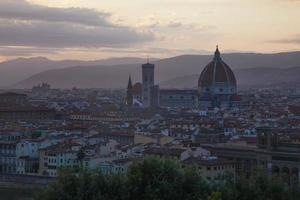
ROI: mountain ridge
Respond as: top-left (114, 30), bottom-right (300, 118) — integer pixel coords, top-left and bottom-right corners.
top-left (3, 51), bottom-right (300, 89)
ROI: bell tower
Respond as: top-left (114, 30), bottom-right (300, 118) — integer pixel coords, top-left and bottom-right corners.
top-left (142, 61), bottom-right (155, 108)
top-left (126, 75), bottom-right (133, 106)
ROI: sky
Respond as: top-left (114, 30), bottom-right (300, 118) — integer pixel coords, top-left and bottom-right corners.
top-left (0, 0), bottom-right (299, 61)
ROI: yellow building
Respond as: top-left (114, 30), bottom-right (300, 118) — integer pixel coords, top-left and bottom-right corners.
top-left (134, 133), bottom-right (174, 145)
top-left (183, 157), bottom-right (235, 183)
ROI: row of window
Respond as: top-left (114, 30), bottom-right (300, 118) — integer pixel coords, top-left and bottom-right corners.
top-left (143, 76), bottom-right (153, 82)
top-left (0, 157), bottom-right (16, 164)
top-left (163, 96), bottom-right (196, 100)
top-left (203, 165), bottom-right (234, 171)
top-left (206, 173), bottom-right (234, 181)
top-left (205, 87), bottom-right (235, 92)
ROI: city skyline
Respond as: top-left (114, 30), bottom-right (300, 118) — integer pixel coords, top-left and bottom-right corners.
top-left (0, 0), bottom-right (300, 61)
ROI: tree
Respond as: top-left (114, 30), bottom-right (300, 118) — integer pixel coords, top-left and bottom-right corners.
top-left (34, 157), bottom-right (300, 200)
top-left (77, 148), bottom-right (85, 167)
top-left (127, 157), bottom-right (210, 200)
top-left (208, 192), bottom-right (222, 200)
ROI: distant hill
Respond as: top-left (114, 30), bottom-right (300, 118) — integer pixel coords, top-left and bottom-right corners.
top-left (9, 51), bottom-right (300, 89)
top-left (160, 67), bottom-right (300, 89)
top-left (0, 57), bottom-right (150, 87)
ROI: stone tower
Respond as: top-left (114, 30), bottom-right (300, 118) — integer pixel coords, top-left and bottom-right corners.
top-left (142, 62), bottom-right (155, 108)
top-left (126, 75), bottom-right (133, 106)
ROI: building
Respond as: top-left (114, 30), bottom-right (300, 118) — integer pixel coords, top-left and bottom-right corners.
top-left (132, 83), bottom-right (142, 104)
top-left (32, 82), bottom-right (51, 94)
top-left (142, 62), bottom-right (154, 108)
top-left (0, 92), bottom-right (28, 107)
top-left (198, 46), bottom-right (239, 108)
top-left (126, 47), bottom-right (240, 109)
top-left (202, 128), bottom-right (300, 182)
top-left (16, 140), bottom-right (40, 174)
top-left (0, 107), bottom-right (56, 121)
top-left (92, 131), bottom-right (135, 145)
top-left (142, 62), bottom-right (159, 108)
top-left (126, 75), bottom-right (133, 106)
top-left (0, 132), bottom-right (22, 174)
top-left (183, 157), bottom-right (236, 183)
top-left (144, 147), bottom-right (187, 160)
top-left (39, 142), bottom-right (81, 177)
top-left (159, 89), bottom-right (198, 108)
top-left (0, 92), bottom-right (56, 121)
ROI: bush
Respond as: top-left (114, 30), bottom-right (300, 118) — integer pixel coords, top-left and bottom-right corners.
top-left (35, 157), bottom-right (300, 200)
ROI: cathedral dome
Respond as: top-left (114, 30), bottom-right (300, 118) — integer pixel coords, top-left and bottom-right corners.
top-left (198, 47), bottom-right (237, 95)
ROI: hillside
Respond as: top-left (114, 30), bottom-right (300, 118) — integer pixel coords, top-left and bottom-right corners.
top-left (160, 67), bottom-right (300, 89)
top-left (10, 51), bottom-right (300, 89)
top-left (0, 57), bottom-right (150, 87)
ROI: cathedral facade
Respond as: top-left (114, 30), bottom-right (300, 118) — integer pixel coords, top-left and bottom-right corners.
top-left (127, 47), bottom-right (240, 109)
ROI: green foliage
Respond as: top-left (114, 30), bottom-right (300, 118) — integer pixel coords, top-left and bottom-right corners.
top-left (127, 157), bottom-right (210, 200)
top-left (77, 148), bottom-right (85, 161)
top-left (31, 131), bottom-right (42, 139)
top-left (35, 157), bottom-right (300, 200)
top-left (207, 192), bottom-right (222, 200)
top-left (219, 169), bottom-right (300, 200)
top-left (0, 187), bottom-right (35, 200)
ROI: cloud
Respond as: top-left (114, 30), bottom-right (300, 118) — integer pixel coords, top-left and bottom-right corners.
top-left (0, 0), bottom-right (112, 27)
top-left (0, 19), bottom-right (153, 48)
top-left (167, 22), bottom-right (183, 28)
top-left (267, 35), bottom-right (300, 44)
top-left (0, 0), bottom-right (154, 48)
top-left (89, 47), bottom-right (211, 55)
top-left (0, 46), bottom-right (59, 56)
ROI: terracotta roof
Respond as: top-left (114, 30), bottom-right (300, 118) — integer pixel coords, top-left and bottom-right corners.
top-left (144, 147), bottom-right (185, 157)
top-left (289, 106), bottom-right (300, 115)
top-left (230, 94), bottom-right (241, 101)
top-left (0, 107), bottom-right (55, 112)
top-left (132, 82), bottom-right (142, 95)
top-left (0, 92), bottom-right (27, 97)
top-left (198, 48), bottom-right (236, 88)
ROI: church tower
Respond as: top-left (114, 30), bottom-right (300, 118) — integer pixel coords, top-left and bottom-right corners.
top-left (142, 61), bottom-right (155, 108)
top-left (126, 75), bottom-right (133, 106)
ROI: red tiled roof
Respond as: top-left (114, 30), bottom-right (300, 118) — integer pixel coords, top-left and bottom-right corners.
top-left (132, 82), bottom-right (142, 95)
